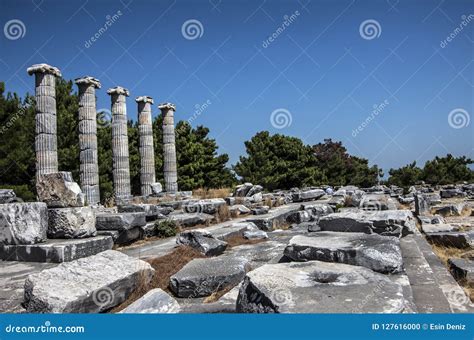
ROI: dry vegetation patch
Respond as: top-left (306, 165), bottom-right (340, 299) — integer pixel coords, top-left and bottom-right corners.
top-left (194, 188), bottom-right (231, 199)
top-left (111, 246), bottom-right (205, 312)
top-left (225, 234), bottom-right (266, 247)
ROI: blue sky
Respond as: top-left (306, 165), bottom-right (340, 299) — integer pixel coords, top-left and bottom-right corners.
top-left (1, 0), bottom-right (473, 175)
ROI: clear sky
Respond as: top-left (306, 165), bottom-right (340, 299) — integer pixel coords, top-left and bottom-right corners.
top-left (1, 0), bottom-right (473, 175)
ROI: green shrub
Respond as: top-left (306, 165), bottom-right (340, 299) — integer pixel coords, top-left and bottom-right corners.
top-left (154, 220), bottom-right (178, 238)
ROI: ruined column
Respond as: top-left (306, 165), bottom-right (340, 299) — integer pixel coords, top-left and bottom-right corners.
top-left (136, 96), bottom-right (156, 196)
top-left (27, 64), bottom-right (61, 176)
top-left (107, 86), bottom-right (131, 199)
top-left (75, 76), bottom-right (101, 205)
top-left (159, 103), bottom-right (178, 193)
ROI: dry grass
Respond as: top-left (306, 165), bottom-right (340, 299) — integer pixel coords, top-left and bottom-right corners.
top-left (203, 284), bottom-right (235, 303)
top-left (430, 243), bottom-right (474, 302)
top-left (111, 246), bottom-right (205, 312)
top-left (225, 234), bottom-right (266, 247)
top-left (344, 195), bottom-right (353, 207)
top-left (194, 188), bottom-right (232, 199)
top-left (264, 196), bottom-right (273, 208)
top-left (216, 204), bottom-right (231, 223)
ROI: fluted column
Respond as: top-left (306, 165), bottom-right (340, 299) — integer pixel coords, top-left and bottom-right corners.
top-left (107, 86), bottom-right (131, 199)
top-left (136, 96), bottom-right (156, 196)
top-left (27, 63), bottom-right (61, 177)
top-left (75, 76), bottom-right (101, 205)
top-left (159, 102), bottom-right (178, 193)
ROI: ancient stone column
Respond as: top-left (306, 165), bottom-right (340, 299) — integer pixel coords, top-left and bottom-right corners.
top-left (136, 96), bottom-right (156, 196)
top-left (159, 103), bottom-right (178, 193)
top-left (107, 86), bottom-right (131, 199)
top-left (75, 76), bottom-right (101, 205)
top-left (27, 64), bottom-right (61, 176)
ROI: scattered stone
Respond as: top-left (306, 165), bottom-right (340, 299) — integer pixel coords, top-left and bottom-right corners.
top-left (182, 198), bottom-right (226, 214)
top-left (226, 241), bottom-right (286, 268)
top-left (236, 261), bottom-right (404, 313)
top-left (47, 207), bottom-right (96, 239)
top-left (291, 188), bottom-right (325, 202)
top-left (1, 235), bottom-right (113, 263)
top-left (24, 250), bottom-right (154, 312)
top-left (251, 192), bottom-right (263, 203)
top-left (176, 229), bottom-right (227, 256)
top-left (448, 258), bottom-right (474, 284)
top-left (234, 183), bottom-right (253, 197)
top-left (210, 221), bottom-right (257, 241)
top-left (117, 204), bottom-right (169, 221)
top-left (287, 210), bottom-right (312, 223)
top-left (399, 196), bottom-right (414, 204)
top-left (302, 204), bottom-right (334, 217)
top-left (119, 288), bottom-right (180, 313)
top-left (243, 230), bottom-right (268, 240)
top-left (95, 212), bottom-right (146, 230)
top-left (414, 194), bottom-right (428, 216)
top-left (319, 210), bottom-right (415, 237)
top-left (421, 224), bottom-right (459, 233)
top-left (150, 182), bottom-right (163, 195)
top-left (0, 189), bottom-right (16, 203)
top-left (359, 194), bottom-right (397, 211)
top-left (440, 188), bottom-right (465, 199)
top-left (303, 221), bottom-right (321, 232)
top-left (229, 204), bottom-right (251, 215)
top-left (284, 233), bottom-right (403, 273)
top-left (170, 256), bottom-right (249, 298)
top-left (432, 203), bottom-right (466, 217)
top-left (36, 172), bottom-right (85, 208)
top-left (168, 213), bottom-right (214, 228)
top-left (247, 185), bottom-right (263, 197)
top-left (252, 206), bottom-right (270, 215)
top-left (0, 202), bottom-right (48, 245)
top-left (425, 231), bottom-right (473, 249)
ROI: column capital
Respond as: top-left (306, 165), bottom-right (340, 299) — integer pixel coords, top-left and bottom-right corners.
top-left (27, 63), bottom-right (62, 77)
top-left (136, 96), bottom-right (154, 104)
top-left (158, 102), bottom-right (176, 111)
top-left (75, 76), bottom-right (101, 89)
top-left (107, 86), bottom-right (129, 96)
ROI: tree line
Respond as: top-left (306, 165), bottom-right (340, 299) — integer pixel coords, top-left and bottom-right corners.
top-left (0, 79), bottom-right (472, 201)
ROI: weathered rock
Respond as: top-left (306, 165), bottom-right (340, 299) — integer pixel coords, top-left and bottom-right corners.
top-left (176, 229), bottom-right (227, 256)
top-left (291, 189), bottom-right (325, 202)
top-left (182, 198), bottom-right (226, 214)
top-left (359, 194), bottom-right (397, 211)
top-left (303, 204), bottom-right (334, 216)
top-left (399, 196), bottom-right (414, 204)
top-left (251, 192), bottom-right (263, 203)
top-left (119, 288), bottom-right (180, 313)
top-left (423, 193), bottom-right (441, 205)
top-left (421, 223), bottom-right (459, 233)
top-left (229, 204), bottom-right (251, 215)
top-left (418, 215), bottom-right (445, 225)
top-left (226, 241), bottom-right (286, 268)
top-left (0, 189), bottom-right (16, 203)
top-left (150, 182), bottom-right (163, 195)
top-left (117, 204), bottom-right (168, 221)
top-left (303, 221), bottom-right (321, 232)
top-left (243, 230), bottom-right (268, 240)
top-left (432, 203), bottom-right (466, 217)
top-left (24, 250), bottom-right (154, 312)
top-left (284, 233), bottom-right (403, 273)
top-left (170, 256), bottom-right (249, 298)
top-left (47, 207), bottom-right (96, 239)
top-left (234, 183), bottom-right (253, 197)
top-left (168, 213), bottom-right (214, 228)
top-left (247, 185), bottom-right (263, 197)
top-left (36, 172), bottom-right (85, 208)
top-left (425, 231), bottom-right (473, 248)
top-left (287, 210), bottom-right (312, 224)
top-left (1, 235), bottom-right (113, 263)
top-left (252, 206), bottom-right (270, 215)
top-left (236, 261), bottom-right (404, 313)
top-left (95, 212), bottom-right (146, 230)
top-left (440, 188), bottom-right (466, 199)
top-left (448, 258), bottom-right (474, 284)
top-left (210, 221), bottom-right (257, 241)
top-left (0, 202), bottom-right (47, 245)
top-left (414, 194), bottom-right (428, 215)
top-left (319, 210), bottom-right (415, 237)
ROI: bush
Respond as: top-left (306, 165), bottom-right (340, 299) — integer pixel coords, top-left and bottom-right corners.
top-left (154, 220), bottom-right (179, 238)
